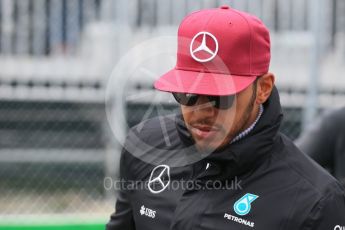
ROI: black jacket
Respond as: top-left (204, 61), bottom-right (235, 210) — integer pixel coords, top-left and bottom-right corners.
top-left (106, 88), bottom-right (345, 230)
top-left (296, 108), bottom-right (345, 185)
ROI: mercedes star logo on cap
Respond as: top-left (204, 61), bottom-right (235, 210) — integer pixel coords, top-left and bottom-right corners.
top-left (190, 31), bottom-right (219, 63)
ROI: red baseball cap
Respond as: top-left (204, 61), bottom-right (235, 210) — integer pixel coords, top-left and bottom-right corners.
top-left (154, 5), bottom-right (271, 96)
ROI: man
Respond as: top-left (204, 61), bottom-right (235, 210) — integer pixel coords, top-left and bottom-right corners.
top-left (296, 107), bottom-right (345, 186)
top-left (106, 5), bottom-right (345, 230)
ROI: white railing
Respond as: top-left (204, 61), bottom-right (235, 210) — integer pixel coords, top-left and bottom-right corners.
top-left (0, 0), bottom-right (344, 56)
top-left (0, 0), bottom-right (100, 55)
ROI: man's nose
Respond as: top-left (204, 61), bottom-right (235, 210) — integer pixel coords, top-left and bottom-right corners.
top-left (194, 96), bottom-right (217, 114)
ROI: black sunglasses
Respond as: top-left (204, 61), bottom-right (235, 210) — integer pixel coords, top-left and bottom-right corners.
top-left (172, 92), bottom-right (235, 109)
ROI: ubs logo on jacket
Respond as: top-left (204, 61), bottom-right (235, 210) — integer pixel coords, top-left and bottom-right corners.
top-left (140, 205), bottom-right (156, 219)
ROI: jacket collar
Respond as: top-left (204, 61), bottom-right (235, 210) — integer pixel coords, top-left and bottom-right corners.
top-left (175, 86), bottom-right (283, 182)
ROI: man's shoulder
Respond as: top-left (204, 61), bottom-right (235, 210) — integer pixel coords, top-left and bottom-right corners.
top-left (120, 114), bottom-right (184, 179)
top-left (268, 134), bottom-right (345, 228)
top-left (318, 107), bottom-right (345, 133)
top-left (276, 134), bottom-right (344, 198)
top-left (323, 107), bottom-right (345, 121)
top-left (128, 114), bottom-right (177, 143)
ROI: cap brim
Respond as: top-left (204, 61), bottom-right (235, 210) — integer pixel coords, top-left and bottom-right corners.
top-left (154, 69), bottom-right (257, 96)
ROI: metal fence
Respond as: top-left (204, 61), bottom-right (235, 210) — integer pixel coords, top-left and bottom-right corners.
top-left (0, 101), bottom-right (108, 216)
top-left (0, 0), bottom-right (345, 226)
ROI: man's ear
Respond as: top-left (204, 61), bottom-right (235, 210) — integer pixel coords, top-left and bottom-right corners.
top-left (256, 73), bottom-right (275, 104)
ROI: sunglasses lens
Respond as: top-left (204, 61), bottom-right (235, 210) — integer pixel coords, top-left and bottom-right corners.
top-left (222, 95), bottom-right (235, 109)
top-left (173, 93), bottom-right (235, 109)
top-left (172, 93), bottom-right (198, 106)
top-left (208, 95), bottom-right (235, 109)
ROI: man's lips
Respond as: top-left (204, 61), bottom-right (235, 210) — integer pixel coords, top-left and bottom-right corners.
top-left (190, 124), bottom-right (220, 139)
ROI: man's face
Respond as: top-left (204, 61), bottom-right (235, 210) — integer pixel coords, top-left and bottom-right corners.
top-left (180, 82), bottom-right (258, 152)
